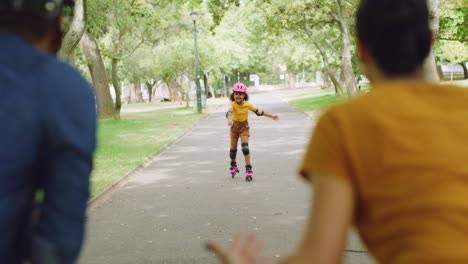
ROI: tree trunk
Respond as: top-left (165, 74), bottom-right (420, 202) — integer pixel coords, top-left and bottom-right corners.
top-left (203, 73), bottom-right (209, 97)
top-left (145, 81), bottom-right (154, 102)
top-left (422, 0), bottom-right (440, 83)
top-left (288, 72), bottom-right (296, 89)
top-left (460, 63), bottom-right (468, 79)
top-left (111, 58), bottom-right (122, 119)
top-left (337, 0), bottom-right (358, 96)
top-left (58, 0), bottom-right (86, 64)
top-left (134, 83), bottom-right (144, 103)
top-left (322, 68), bottom-right (332, 89)
top-left (80, 32), bottom-right (115, 118)
top-left (224, 75), bottom-right (228, 97)
top-left (125, 84), bottom-right (134, 104)
top-left (167, 81), bottom-right (179, 102)
top-left (436, 64), bottom-right (444, 79)
top-left (315, 42), bottom-right (344, 97)
top-left (175, 79), bottom-right (190, 107)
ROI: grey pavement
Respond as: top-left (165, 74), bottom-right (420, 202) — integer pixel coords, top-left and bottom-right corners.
top-left (78, 91), bottom-right (376, 264)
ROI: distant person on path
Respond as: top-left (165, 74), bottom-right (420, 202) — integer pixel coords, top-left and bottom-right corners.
top-left (0, 0), bottom-right (97, 263)
top-left (226, 82), bottom-right (279, 181)
top-left (208, 0), bottom-right (468, 263)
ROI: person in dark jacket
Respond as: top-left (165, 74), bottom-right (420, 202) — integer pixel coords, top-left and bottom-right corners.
top-left (0, 1), bottom-right (97, 263)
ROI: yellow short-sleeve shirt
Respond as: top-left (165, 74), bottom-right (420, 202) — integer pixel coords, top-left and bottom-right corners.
top-left (300, 81), bottom-right (468, 263)
top-left (231, 101), bottom-right (256, 122)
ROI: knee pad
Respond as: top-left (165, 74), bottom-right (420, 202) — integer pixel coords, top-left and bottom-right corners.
top-left (229, 149), bottom-right (237, 159)
top-left (241, 143), bottom-right (250, 156)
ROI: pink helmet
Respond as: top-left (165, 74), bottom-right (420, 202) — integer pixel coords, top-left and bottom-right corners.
top-left (232, 82), bottom-right (247, 93)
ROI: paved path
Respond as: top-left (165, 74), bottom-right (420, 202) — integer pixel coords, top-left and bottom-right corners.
top-left (78, 92), bottom-right (376, 264)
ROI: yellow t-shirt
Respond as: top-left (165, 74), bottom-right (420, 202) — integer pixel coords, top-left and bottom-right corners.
top-left (300, 81), bottom-right (468, 263)
top-left (231, 101), bottom-right (256, 122)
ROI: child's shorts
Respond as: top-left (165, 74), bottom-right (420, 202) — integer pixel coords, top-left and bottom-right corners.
top-left (230, 120), bottom-right (250, 139)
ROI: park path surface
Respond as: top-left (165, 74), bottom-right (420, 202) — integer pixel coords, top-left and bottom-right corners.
top-left (78, 91), bottom-right (376, 264)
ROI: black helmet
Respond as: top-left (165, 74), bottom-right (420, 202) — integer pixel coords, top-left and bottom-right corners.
top-left (0, 0), bottom-right (74, 19)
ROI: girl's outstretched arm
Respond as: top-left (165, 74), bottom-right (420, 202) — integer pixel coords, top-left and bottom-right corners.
top-left (253, 109), bottom-right (279, 120)
top-left (263, 112), bottom-right (279, 120)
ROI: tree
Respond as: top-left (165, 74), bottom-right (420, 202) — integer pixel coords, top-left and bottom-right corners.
top-left (59, 0), bottom-right (86, 64)
top-left (85, 0), bottom-right (175, 118)
top-left (257, 0), bottom-right (359, 96)
top-left (421, 0), bottom-right (441, 83)
top-left (438, 0), bottom-right (468, 42)
top-left (80, 32), bottom-right (116, 118)
top-left (436, 0), bottom-right (468, 79)
top-left (122, 44), bottom-right (159, 102)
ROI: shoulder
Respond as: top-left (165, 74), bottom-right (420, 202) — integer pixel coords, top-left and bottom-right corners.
top-left (321, 81), bottom-right (446, 128)
top-left (39, 57), bottom-right (97, 135)
top-left (41, 57), bottom-right (95, 108)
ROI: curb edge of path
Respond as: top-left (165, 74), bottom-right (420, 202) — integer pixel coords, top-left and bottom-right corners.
top-left (87, 109), bottom-right (216, 212)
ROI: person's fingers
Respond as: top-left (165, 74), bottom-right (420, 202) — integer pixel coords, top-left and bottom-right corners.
top-left (231, 232), bottom-right (242, 251)
top-left (243, 233), bottom-right (256, 253)
top-left (259, 256), bottom-right (271, 264)
top-left (206, 242), bottom-right (230, 263)
top-left (253, 240), bottom-right (264, 256)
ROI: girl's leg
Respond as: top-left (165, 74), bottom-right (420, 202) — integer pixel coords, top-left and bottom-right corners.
top-left (241, 136), bottom-right (250, 165)
top-left (230, 134), bottom-right (239, 163)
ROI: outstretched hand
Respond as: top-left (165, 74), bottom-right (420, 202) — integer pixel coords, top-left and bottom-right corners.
top-left (271, 115), bottom-right (279, 120)
top-left (206, 233), bottom-right (270, 264)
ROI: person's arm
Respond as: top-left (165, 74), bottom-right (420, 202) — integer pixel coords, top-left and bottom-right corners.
top-left (282, 108), bottom-right (354, 263)
top-left (227, 105), bottom-right (234, 126)
top-left (252, 108), bottom-right (279, 120)
top-left (32, 65), bottom-right (97, 264)
top-left (262, 111), bottom-right (279, 120)
top-left (279, 175), bottom-right (354, 264)
top-left (206, 176), bottom-right (354, 264)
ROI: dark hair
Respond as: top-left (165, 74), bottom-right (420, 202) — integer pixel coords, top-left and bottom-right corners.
top-left (230, 92), bottom-right (249, 102)
top-left (356, 0), bottom-right (432, 76)
top-left (0, 13), bottom-right (56, 42)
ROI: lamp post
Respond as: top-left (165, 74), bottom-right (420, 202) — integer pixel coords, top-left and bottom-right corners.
top-left (191, 12), bottom-right (202, 113)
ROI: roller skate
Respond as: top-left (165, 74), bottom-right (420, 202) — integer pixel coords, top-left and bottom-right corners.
top-left (229, 162), bottom-right (239, 178)
top-left (245, 165), bottom-right (253, 182)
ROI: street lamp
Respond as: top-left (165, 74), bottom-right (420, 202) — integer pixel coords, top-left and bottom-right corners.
top-left (191, 12), bottom-right (202, 113)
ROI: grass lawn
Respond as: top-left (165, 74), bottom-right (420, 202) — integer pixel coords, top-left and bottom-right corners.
top-left (281, 88), bottom-right (347, 115)
top-left (91, 106), bottom-right (206, 198)
top-left (283, 79), bottom-right (467, 112)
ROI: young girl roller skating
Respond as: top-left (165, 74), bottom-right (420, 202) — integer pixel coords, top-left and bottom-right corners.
top-left (226, 82), bottom-right (279, 181)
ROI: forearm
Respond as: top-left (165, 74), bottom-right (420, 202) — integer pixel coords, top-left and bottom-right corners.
top-left (226, 109), bottom-right (233, 123)
top-left (281, 175), bottom-right (354, 264)
top-left (34, 151), bottom-right (92, 264)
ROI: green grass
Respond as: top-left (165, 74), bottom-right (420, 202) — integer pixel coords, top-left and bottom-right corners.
top-left (282, 88), bottom-right (346, 113)
top-left (288, 94), bottom-right (345, 111)
top-left (282, 79), bottom-right (467, 119)
top-left (91, 107), bottom-right (205, 197)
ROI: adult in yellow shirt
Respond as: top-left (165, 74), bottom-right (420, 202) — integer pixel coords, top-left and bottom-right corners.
top-left (208, 0), bottom-right (468, 263)
top-left (226, 82), bottom-right (279, 181)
